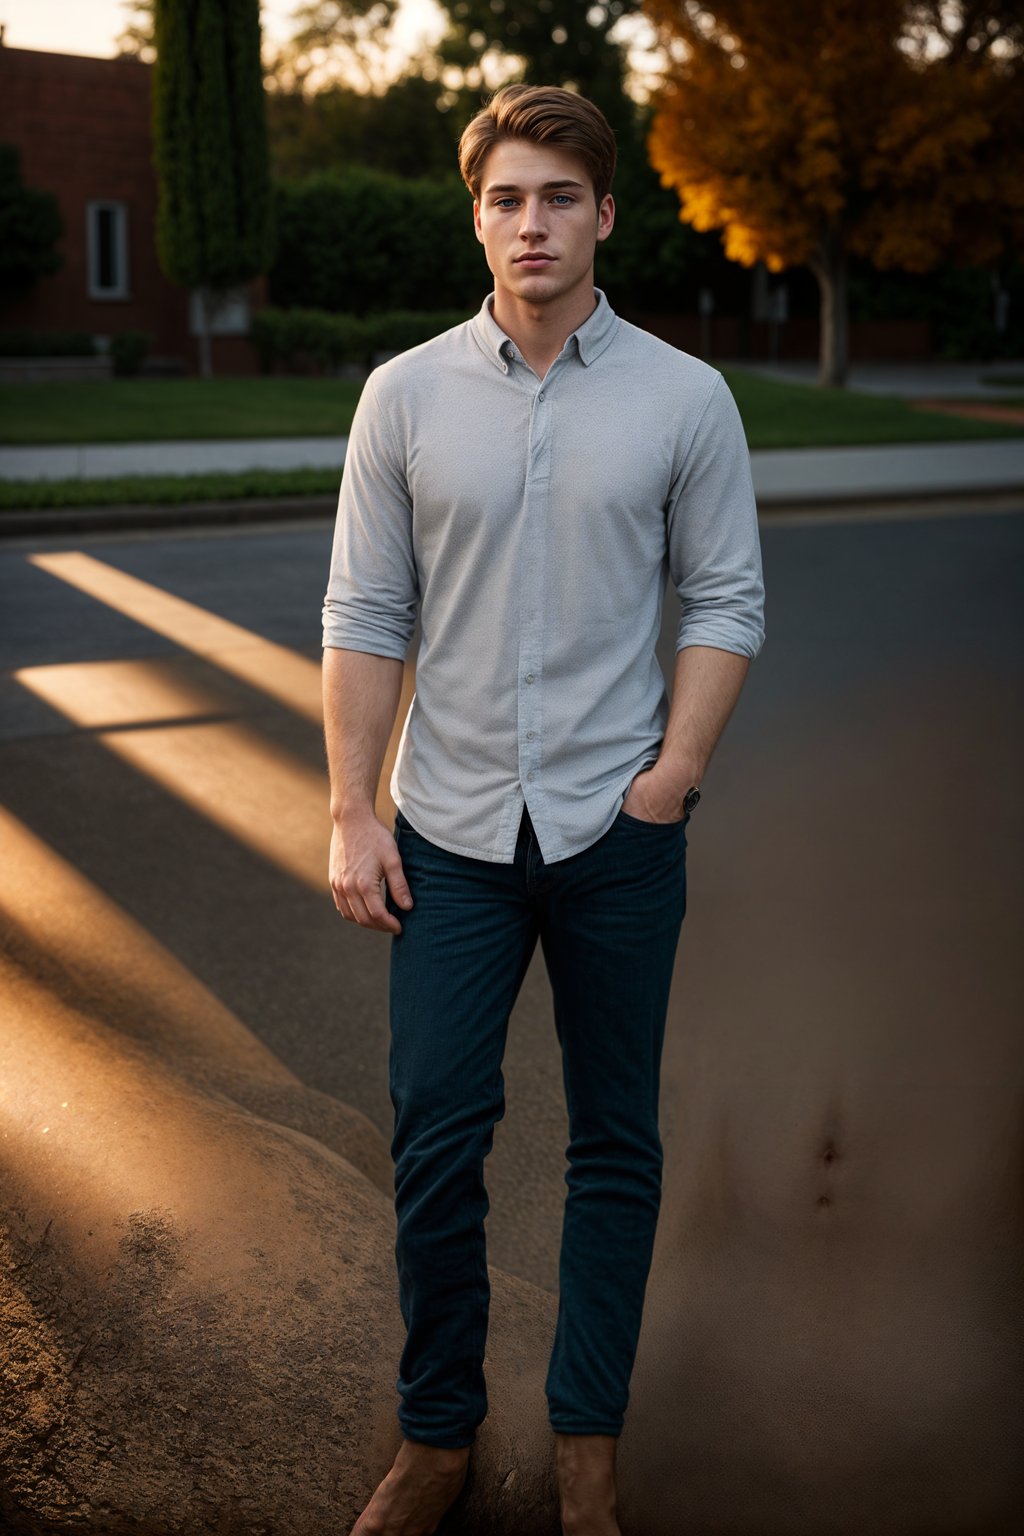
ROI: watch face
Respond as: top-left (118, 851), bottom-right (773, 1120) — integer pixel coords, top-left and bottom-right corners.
top-left (684, 786), bottom-right (701, 814)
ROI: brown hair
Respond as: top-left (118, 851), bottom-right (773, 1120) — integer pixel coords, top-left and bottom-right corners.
top-left (458, 84), bottom-right (617, 207)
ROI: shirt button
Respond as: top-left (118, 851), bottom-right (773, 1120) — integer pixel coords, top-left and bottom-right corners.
top-left (501, 362), bottom-right (508, 373)
top-left (526, 730), bottom-right (536, 740)
top-left (527, 771), bottom-right (536, 781)
top-left (525, 673), bottom-right (535, 684)
top-left (538, 391), bottom-right (545, 401)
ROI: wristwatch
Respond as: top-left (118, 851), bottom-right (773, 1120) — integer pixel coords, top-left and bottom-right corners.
top-left (683, 785), bottom-right (701, 815)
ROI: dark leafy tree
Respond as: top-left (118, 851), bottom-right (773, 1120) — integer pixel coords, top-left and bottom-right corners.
top-left (0, 143), bottom-right (63, 305)
top-left (267, 68), bottom-right (469, 182)
top-left (151, 0), bottom-right (275, 376)
top-left (434, 0), bottom-right (643, 132)
top-left (269, 2), bottom-right (400, 93)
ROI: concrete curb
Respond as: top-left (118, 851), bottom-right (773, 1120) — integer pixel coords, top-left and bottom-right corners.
top-left (0, 494), bottom-right (338, 540)
top-left (1, 487), bottom-right (1021, 544)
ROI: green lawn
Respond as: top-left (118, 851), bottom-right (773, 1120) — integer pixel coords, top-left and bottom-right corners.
top-left (0, 377), bottom-right (364, 445)
top-left (1, 368), bottom-right (1021, 513)
top-left (0, 467), bottom-right (340, 511)
top-left (0, 370), bottom-right (1021, 451)
top-left (4, 370), bottom-right (1019, 448)
top-left (720, 370), bottom-right (1023, 448)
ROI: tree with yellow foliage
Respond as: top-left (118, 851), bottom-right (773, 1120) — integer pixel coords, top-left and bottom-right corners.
top-left (644, 0), bottom-right (1024, 384)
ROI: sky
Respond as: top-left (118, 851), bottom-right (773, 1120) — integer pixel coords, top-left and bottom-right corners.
top-left (0, 0), bottom-right (449, 64)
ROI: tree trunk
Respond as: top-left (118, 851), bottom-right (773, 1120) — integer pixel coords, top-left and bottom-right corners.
top-left (810, 231), bottom-right (849, 387)
top-left (198, 286), bottom-right (214, 379)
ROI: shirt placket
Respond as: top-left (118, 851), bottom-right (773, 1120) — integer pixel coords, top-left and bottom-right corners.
top-left (516, 362), bottom-right (555, 806)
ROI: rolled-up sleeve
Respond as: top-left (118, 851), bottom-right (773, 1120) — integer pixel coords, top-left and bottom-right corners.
top-left (322, 374), bottom-right (419, 659)
top-left (666, 372), bottom-right (766, 659)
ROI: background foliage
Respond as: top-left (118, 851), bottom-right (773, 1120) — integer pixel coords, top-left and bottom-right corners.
top-left (268, 167), bottom-right (485, 312)
top-left (4, 0), bottom-right (1016, 371)
top-left (0, 143), bottom-right (63, 301)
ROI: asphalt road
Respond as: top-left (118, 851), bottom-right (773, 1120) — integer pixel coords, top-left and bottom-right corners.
top-left (2, 505), bottom-right (1022, 1295)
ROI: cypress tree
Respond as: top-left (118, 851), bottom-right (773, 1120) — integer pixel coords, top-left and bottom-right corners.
top-left (152, 0), bottom-right (274, 376)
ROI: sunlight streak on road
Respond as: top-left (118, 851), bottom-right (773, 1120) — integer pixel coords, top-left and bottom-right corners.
top-left (15, 658), bottom-right (334, 891)
top-left (28, 550), bottom-right (324, 723)
top-left (16, 553), bottom-right (417, 872)
top-left (11, 655), bottom-right (247, 729)
top-left (0, 803), bottom-right (290, 1081)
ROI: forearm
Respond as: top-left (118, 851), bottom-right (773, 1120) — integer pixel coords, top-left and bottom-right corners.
top-left (323, 646), bottom-right (404, 822)
top-left (653, 643), bottom-right (751, 794)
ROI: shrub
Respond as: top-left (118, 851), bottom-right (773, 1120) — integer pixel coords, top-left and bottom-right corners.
top-left (362, 309), bottom-right (475, 357)
top-left (250, 306), bottom-right (473, 372)
top-left (250, 308), bottom-right (370, 372)
top-left (848, 256), bottom-right (1024, 363)
top-left (110, 330), bottom-right (152, 375)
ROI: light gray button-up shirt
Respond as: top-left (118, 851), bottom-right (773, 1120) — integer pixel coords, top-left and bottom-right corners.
top-left (322, 287), bottom-right (765, 865)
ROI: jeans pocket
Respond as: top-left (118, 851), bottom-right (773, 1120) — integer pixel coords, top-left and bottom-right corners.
top-left (617, 807), bottom-right (689, 830)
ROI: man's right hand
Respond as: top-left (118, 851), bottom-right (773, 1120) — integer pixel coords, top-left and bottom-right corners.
top-left (329, 811), bottom-right (414, 935)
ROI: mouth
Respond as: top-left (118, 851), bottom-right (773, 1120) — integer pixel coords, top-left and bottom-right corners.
top-left (514, 254), bottom-right (556, 267)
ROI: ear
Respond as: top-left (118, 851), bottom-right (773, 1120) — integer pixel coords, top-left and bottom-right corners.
top-left (596, 193), bottom-right (615, 244)
top-left (473, 199), bottom-right (484, 244)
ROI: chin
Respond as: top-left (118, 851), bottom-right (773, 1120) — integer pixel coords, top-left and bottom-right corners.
top-left (509, 269), bottom-right (566, 298)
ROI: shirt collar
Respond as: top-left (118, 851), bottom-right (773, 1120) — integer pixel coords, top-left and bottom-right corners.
top-left (470, 287), bottom-right (620, 372)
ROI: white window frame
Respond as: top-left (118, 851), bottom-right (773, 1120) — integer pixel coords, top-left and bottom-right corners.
top-left (86, 200), bottom-right (130, 300)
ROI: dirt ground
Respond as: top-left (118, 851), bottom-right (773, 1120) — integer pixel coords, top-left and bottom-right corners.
top-left (908, 396), bottom-right (1024, 424)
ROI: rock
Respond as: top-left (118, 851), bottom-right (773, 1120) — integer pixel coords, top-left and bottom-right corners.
top-left (0, 948), bottom-right (558, 1534)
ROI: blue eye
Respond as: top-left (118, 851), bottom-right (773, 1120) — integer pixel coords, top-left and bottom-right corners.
top-left (493, 194), bottom-right (574, 207)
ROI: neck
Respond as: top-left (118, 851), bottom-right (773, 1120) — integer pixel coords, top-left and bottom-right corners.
top-left (491, 277), bottom-right (599, 379)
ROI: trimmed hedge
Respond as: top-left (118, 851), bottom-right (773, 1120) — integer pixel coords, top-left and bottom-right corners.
top-left (269, 167), bottom-right (485, 314)
top-left (250, 306), bottom-right (473, 372)
top-left (0, 329), bottom-right (96, 357)
top-left (361, 308), bottom-right (475, 355)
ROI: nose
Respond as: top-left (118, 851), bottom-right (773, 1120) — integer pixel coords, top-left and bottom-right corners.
top-left (518, 196), bottom-right (548, 242)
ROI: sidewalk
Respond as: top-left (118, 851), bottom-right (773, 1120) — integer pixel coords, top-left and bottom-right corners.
top-left (2, 435), bottom-right (1023, 506)
top-left (0, 436), bottom-right (1019, 543)
top-left (752, 439), bottom-right (1024, 502)
top-left (0, 437), bottom-right (347, 482)
top-left (716, 357), bottom-right (1024, 398)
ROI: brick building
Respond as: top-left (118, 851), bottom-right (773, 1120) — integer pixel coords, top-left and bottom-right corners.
top-left (0, 43), bottom-right (262, 374)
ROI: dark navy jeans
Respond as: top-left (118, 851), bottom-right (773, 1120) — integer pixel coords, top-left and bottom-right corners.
top-left (383, 799), bottom-right (689, 1448)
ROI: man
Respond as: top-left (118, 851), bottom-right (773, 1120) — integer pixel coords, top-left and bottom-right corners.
top-left (322, 83), bottom-right (765, 1536)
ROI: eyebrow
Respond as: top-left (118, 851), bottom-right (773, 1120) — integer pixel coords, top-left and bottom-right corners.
top-left (485, 180), bottom-right (587, 194)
